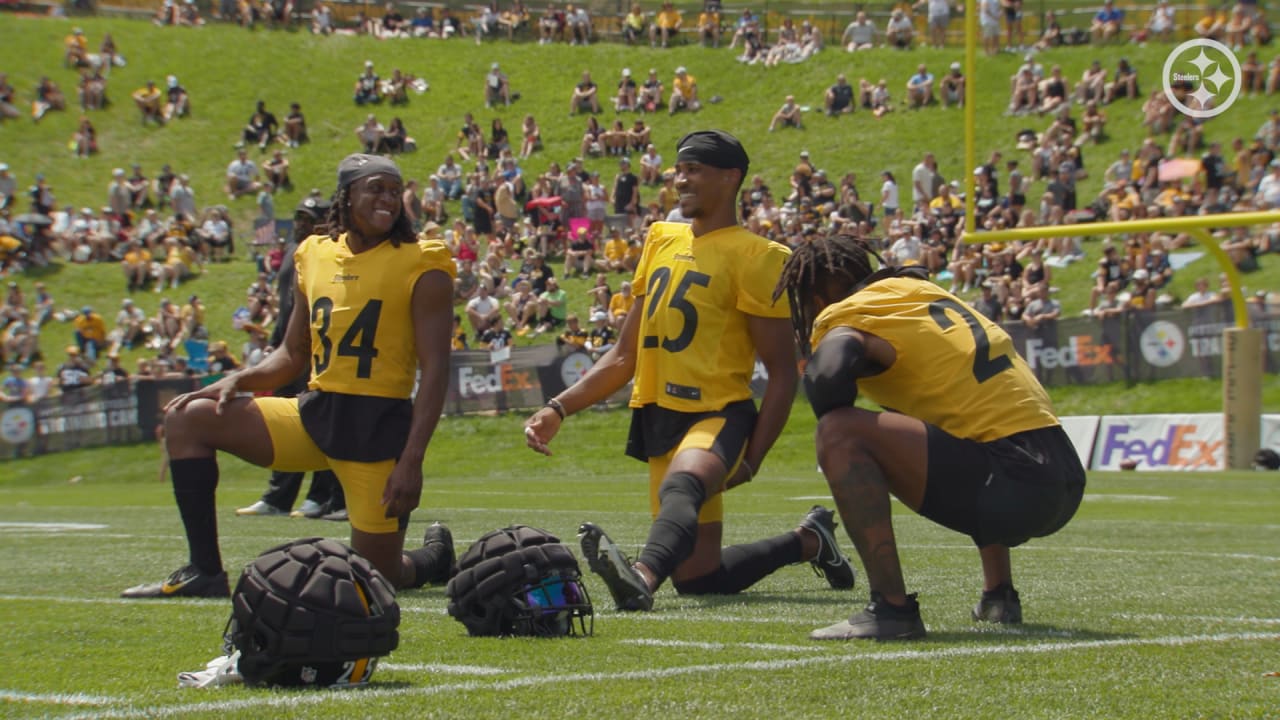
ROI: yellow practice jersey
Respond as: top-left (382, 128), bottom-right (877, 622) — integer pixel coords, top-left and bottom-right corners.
top-left (811, 276), bottom-right (1058, 441)
top-left (630, 222), bottom-right (790, 412)
top-left (295, 233), bottom-right (455, 399)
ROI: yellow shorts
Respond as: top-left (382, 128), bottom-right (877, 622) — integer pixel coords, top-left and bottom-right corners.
top-left (646, 414), bottom-right (749, 525)
top-left (254, 396), bottom-right (400, 535)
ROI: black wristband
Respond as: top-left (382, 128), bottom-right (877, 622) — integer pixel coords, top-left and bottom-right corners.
top-left (545, 398), bottom-right (566, 420)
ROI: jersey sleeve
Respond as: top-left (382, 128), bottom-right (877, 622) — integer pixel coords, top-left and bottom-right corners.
top-left (411, 239), bottom-right (458, 293)
top-left (736, 241), bottom-right (791, 319)
top-left (631, 224), bottom-right (666, 299)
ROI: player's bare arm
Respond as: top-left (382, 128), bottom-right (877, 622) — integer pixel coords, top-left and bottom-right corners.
top-left (524, 298), bottom-right (641, 455)
top-left (383, 269), bottom-right (453, 518)
top-left (727, 314), bottom-right (797, 489)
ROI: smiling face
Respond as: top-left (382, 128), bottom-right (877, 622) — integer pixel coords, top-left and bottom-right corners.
top-left (674, 160), bottom-right (738, 219)
top-left (348, 174), bottom-right (404, 240)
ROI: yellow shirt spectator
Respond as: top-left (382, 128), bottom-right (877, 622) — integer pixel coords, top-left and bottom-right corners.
top-left (655, 5), bottom-right (681, 29)
top-left (73, 310), bottom-right (107, 343)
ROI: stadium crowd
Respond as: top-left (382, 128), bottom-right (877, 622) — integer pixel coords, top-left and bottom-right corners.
top-left (3, 0), bottom-right (1280, 396)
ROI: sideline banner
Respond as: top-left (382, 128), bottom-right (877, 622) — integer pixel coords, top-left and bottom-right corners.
top-left (1058, 415), bottom-right (1100, 470)
top-left (1, 384), bottom-right (144, 460)
top-left (1092, 413), bottom-right (1225, 471)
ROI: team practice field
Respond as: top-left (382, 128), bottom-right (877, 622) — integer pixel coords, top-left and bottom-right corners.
top-left (1, 408), bottom-right (1277, 719)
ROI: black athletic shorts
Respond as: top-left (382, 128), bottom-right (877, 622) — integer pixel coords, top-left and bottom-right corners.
top-left (918, 424), bottom-right (1085, 547)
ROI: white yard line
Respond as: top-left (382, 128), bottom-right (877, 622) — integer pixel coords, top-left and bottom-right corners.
top-left (623, 638), bottom-right (823, 652)
top-left (57, 631), bottom-right (1278, 720)
top-left (379, 663), bottom-right (510, 675)
top-left (0, 690), bottom-right (119, 706)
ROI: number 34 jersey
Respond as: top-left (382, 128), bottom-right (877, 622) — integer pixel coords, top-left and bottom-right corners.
top-left (811, 276), bottom-right (1058, 442)
top-left (630, 222), bottom-right (791, 413)
top-left (295, 234), bottom-right (456, 399)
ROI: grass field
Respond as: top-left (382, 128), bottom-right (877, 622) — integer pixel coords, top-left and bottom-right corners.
top-left (2, 405), bottom-right (1279, 719)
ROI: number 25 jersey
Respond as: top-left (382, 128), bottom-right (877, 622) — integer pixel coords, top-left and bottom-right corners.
top-left (810, 276), bottom-right (1058, 441)
top-left (295, 234), bottom-right (456, 399)
top-left (630, 222), bottom-right (791, 413)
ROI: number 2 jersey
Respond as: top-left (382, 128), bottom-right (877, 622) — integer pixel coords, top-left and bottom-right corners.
top-left (630, 222), bottom-right (791, 413)
top-left (810, 276), bottom-right (1058, 442)
top-left (295, 233), bottom-right (456, 399)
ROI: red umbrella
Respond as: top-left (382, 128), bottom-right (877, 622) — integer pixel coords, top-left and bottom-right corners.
top-left (1157, 158), bottom-right (1201, 183)
top-left (524, 196), bottom-right (562, 211)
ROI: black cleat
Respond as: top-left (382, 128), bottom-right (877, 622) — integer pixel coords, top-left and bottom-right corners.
top-left (810, 591), bottom-right (927, 641)
top-left (120, 565), bottom-right (229, 599)
top-left (972, 583), bottom-right (1022, 624)
top-left (578, 522), bottom-right (653, 611)
top-left (799, 505), bottom-right (857, 590)
top-left (422, 522), bottom-right (457, 584)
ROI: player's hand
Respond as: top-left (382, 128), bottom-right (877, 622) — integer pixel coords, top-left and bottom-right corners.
top-left (382, 458), bottom-right (423, 519)
top-left (523, 407), bottom-right (561, 457)
top-left (163, 375), bottom-right (241, 415)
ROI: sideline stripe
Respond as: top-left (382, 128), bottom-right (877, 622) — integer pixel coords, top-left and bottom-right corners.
top-left (0, 690), bottom-right (118, 706)
top-left (59, 632), bottom-right (1278, 720)
top-left (0, 522), bottom-right (109, 530)
top-left (0, 595), bottom-right (227, 608)
top-left (623, 638), bottom-right (822, 653)
top-left (380, 663), bottom-right (509, 676)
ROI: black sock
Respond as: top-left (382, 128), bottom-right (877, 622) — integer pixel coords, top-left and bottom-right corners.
top-left (171, 457), bottom-right (222, 576)
top-left (672, 533), bottom-right (802, 595)
top-left (402, 545), bottom-right (451, 589)
top-left (636, 471), bottom-right (706, 581)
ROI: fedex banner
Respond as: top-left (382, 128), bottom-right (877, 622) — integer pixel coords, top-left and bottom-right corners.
top-left (1092, 413), bottom-right (1225, 471)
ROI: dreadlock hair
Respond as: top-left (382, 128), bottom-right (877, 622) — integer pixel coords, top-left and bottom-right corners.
top-left (772, 233), bottom-right (884, 357)
top-left (324, 185), bottom-right (416, 248)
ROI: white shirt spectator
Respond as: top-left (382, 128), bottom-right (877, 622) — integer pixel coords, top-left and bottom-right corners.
top-left (171, 181), bottom-right (196, 218)
top-left (227, 158), bottom-right (258, 184)
top-left (911, 162), bottom-right (932, 206)
top-left (1257, 171), bottom-right (1280, 208)
top-left (887, 13), bottom-right (913, 36)
top-left (466, 293), bottom-right (499, 318)
top-left (927, 0), bottom-right (949, 19)
top-left (889, 235), bottom-right (923, 265)
top-left (881, 177), bottom-right (900, 211)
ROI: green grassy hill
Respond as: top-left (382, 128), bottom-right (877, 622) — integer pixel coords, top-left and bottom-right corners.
top-left (2, 14), bottom-right (1278, 386)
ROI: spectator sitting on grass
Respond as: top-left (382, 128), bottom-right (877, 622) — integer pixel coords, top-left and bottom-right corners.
top-left (264, 150), bottom-right (291, 192)
top-left (871, 79), bottom-right (894, 118)
top-left (555, 313), bottom-right (588, 351)
top-left (570, 70), bottom-right (601, 115)
top-left (769, 95), bottom-right (803, 131)
top-left (532, 275), bottom-right (566, 334)
top-left (650, 1), bottom-right (682, 47)
top-left (615, 68), bottom-right (637, 111)
top-left (669, 66), bottom-right (699, 116)
top-left (841, 10), bottom-right (877, 51)
top-left (566, 3), bottom-right (591, 44)
top-left (132, 80), bottom-right (164, 126)
top-left (825, 74), bottom-right (854, 116)
top-left (484, 63), bottom-right (511, 109)
top-left (378, 116), bottom-right (411, 154)
top-left (638, 68), bottom-right (664, 112)
top-left (466, 282), bottom-right (502, 338)
top-left (940, 63), bottom-right (965, 107)
top-left (281, 102), bottom-right (306, 147)
top-left (886, 7), bottom-right (915, 48)
top-left (622, 3), bottom-right (646, 44)
top-left (1038, 65), bottom-right (1070, 115)
top-left (32, 76), bottom-right (66, 123)
top-left (355, 113), bottom-right (385, 153)
top-left (224, 148), bottom-right (260, 199)
top-left (1091, 0), bottom-right (1125, 42)
top-left (353, 60), bottom-right (381, 105)
top-left (907, 64), bottom-right (935, 108)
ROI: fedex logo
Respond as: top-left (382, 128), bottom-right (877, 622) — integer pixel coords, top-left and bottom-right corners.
top-left (1026, 336), bottom-right (1115, 369)
top-left (1100, 423), bottom-right (1222, 469)
top-left (458, 364), bottom-right (535, 397)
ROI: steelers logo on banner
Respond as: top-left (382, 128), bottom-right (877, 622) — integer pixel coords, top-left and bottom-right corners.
top-left (1, 407), bottom-right (36, 444)
top-left (559, 352), bottom-right (593, 388)
top-left (1139, 320), bottom-right (1186, 368)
